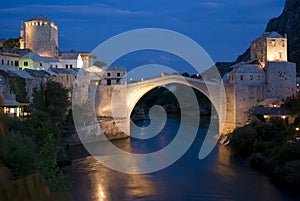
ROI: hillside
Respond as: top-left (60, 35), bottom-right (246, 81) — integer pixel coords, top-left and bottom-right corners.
top-left (234, 0), bottom-right (300, 74)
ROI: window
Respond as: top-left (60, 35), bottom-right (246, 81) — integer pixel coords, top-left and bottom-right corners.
top-left (1, 59), bottom-right (3, 65)
top-left (15, 61), bottom-right (18, 66)
top-left (40, 63), bottom-right (42, 66)
top-left (56, 65), bottom-right (58, 68)
top-left (279, 52), bottom-right (283, 59)
top-left (257, 75), bottom-right (261, 81)
top-left (7, 60), bottom-right (9, 65)
top-left (250, 75), bottom-right (254, 81)
top-left (11, 61), bottom-right (13, 66)
top-left (107, 79), bottom-right (111, 85)
top-left (107, 73), bottom-right (111, 77)
top-left (66, 64), bottom-right (68, 69)
top-left (240, 75), bottom-right (244, 81)
top-left (117, 72), bottom-right (121, 77)
top-left (70, 64), bottom-right (73, 69)
top-left (271, 40), bottom-right (276, 47)
top-left (282, 41), bottom-right (285, 47)
top-left (24, 61), bottom-right (28, 66)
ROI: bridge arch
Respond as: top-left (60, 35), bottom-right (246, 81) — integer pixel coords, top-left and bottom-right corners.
top-left (126, 75), bottom-right (226, 136)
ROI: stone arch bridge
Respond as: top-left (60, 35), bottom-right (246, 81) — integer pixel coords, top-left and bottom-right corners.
top-left (96, 75), bottom-right (229, 138)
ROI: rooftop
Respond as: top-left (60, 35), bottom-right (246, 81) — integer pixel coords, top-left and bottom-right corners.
top-left (259, 31), bottom-right (285, 39)
top-left (21, 52), bottom-right (59, 62)
top-left (253, 107), bottom-right (290, 116)
top-left (26, 15), bottom-right (53, 22)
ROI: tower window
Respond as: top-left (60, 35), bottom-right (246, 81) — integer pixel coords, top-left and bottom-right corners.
top-left (250, 75), bottom-right (254, 81)
top-left (117, 72), bottom-right (120, 77)
top-left (7, 60), bottom-right (9, 65)
top-left (271, 41), bottom-right (276, 47)
top-left (15, 61), bottom-right (18, 66)
top-left (70, 64), bottom-right (73, 69)
top-left (240, 75), bottom-right (244, 81)
top-left (257, 75), bottom-right (261, 81)
top-left (282, 41), bottom-right (285, 47)
top-left (107, 73), bottom-right (111, 77)
top-left (279, 52), bottom-right (283, 59)
top-left (40, 63), bottom-right (42, 67)
top-left (24, 61), bottom-right (28, 66)
top-left (66, 64), bottom-right (69, 69)
top-left (1, 59), bottom-right (3, 65)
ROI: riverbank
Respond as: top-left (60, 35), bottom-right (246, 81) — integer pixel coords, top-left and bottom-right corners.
top-left (228, 123), bottom-right (300, 188)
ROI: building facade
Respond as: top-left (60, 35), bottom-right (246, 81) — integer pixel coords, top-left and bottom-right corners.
top-left (223, 31), bottom-right (296, 133)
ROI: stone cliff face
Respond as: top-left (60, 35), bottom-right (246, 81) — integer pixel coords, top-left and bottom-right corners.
top-left (266, 0), bottom-right (300, 69)
top-left (236, 0), bottom-right (300, 73)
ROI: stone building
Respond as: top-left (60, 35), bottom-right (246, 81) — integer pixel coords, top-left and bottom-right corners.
top-left (102, 67), bottom-right (126, 86)
top-left (223, 31), bottom-right (296, 132)
top-left (19, 52), bottom-right (59, 70)
top-left (58, 51), bottom-right (96, 69)
top-left (20, 16), bottom-right (58, 58)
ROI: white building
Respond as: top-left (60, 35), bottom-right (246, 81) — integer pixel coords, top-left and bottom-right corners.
top-left (19, 52), bottom-right (59, 70)
top-left (58, 51), bottom-right (96, 69)
top-left (223, 31), bottom-right (296, 132)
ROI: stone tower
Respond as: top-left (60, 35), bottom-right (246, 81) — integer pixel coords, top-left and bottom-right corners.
top-left (251, 31), bottom-right (288, 68)
top-left (223, 31), bottom-right (296, 133)
top-left (251, 32), bottom-right (296, 99)
top-left (20, 16), bottom-right (58, 57)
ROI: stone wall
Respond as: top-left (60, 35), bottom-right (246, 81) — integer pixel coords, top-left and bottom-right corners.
top-left (266, 62), bottom-right (296, 99)
top-left (95, 85), bottom-right (129, 138)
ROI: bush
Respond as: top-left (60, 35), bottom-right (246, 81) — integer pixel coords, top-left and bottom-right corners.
top-left (5, 132), bottom-right (38, 177)
top-left (229, 126), bottom-right (257, 156)
top-left (272, 144), bottom-right (300, 165)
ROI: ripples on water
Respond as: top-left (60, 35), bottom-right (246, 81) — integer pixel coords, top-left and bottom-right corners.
top-left (64, 117), bottom-right (300, 201)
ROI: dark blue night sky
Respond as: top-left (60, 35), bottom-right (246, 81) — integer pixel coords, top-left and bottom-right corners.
top-left (0, 0), bottom-right (285, 63)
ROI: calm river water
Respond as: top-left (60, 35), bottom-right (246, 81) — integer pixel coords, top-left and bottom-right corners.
top-left (63, 117), bottom-right (300, 201)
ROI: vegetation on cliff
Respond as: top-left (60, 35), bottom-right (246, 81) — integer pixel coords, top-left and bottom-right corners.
top-left (229, 102), bottom-right (300, 186)
top-left (1, 82), bottom-right (73, 193)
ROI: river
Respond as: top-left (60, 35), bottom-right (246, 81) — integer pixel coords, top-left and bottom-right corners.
top-left (63, 117), bottom-right (300, 201)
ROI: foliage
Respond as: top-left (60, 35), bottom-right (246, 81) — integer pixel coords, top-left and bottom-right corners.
top-left (284, 100), bottom-right (300, 116)
top-left (229, 126), bottom-right (257, 156)
top-left (9, 77), bottom-right (28, 103)
top-left (6, 132), bottom-right (38, 177)
top-left (33, 82), bottom-right (70, 124)
top-left (2, 38), bottom-right (20, 49)
top-left (93, 60), bottom-right (107, 68)
top-left (181, 72), bottom-right (190, 77)
top-left (2, 82), bottom-right (72, 192)
top-left (0, 96), bottom-right (7, 161)
top-left (45, 82), bottom-right (70, 123)
top-left (32, 87), bottom-right (46, 111)
top-left (271, 144), bottom-right (300, 165)
top-left (229, 116), bottom-right (300, 185)
top-left (37, 133), bottom-right (69, 192)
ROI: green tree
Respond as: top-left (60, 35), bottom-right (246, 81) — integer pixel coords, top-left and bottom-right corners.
top-left (45, 82), bottom-right (70, 124)
top-left (6, 132), bottom-right (38, 177)
top-left (10, 77), bottom-right (28, 103)
top-left (37, 133), bottom-right (70, 192)
top-left (0, 96), bottom-right (7, 160)
top-left (2, 38), bottom-right (20, 49)
top-left (33, 82), bottom-right (70, 124)
top-left (32, 87), bottom-right (46, 112)
top-left (93, 60), bottom-right (107, 68)
top-left (229, 126), bottom-right (257, 156)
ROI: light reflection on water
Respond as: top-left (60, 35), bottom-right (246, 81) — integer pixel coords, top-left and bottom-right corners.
top-left (64, 117), bottom-right (300, 201)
